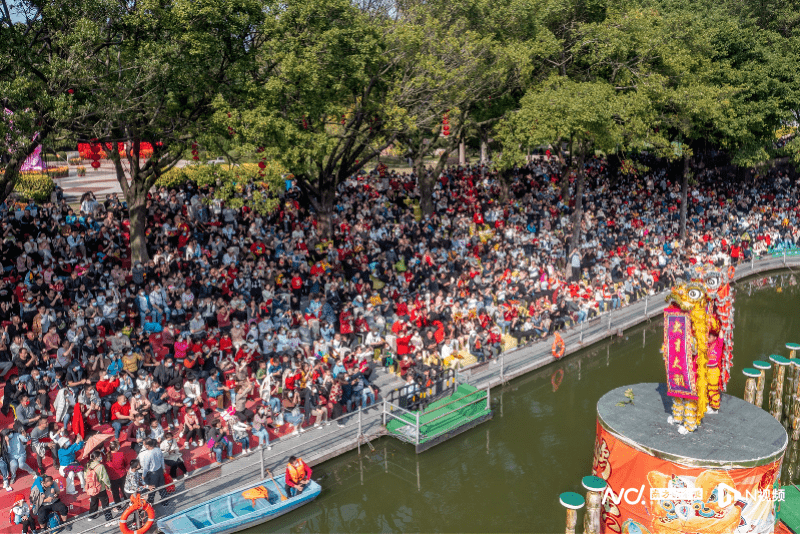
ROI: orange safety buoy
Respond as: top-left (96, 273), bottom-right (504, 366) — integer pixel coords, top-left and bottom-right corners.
top-left (551, 369), bottom-right (564, 392)
top-left (552, 332), bottom-right (566, 360)
top-left (119, 493), bottom-right (156, 534)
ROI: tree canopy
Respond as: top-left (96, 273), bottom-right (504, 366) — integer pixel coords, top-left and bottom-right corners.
top-left (2, 0), bottom-right (799, 256)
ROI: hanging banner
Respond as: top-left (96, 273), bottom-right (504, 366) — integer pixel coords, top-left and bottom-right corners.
top-left (20, 143), bottom-right (44, 171)
top-left (593, 420), bottom-right (783, 534)
top-left (663, 307), bottom-right (697, 400)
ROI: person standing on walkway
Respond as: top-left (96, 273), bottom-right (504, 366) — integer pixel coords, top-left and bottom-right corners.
top-left (138, 438), bottom-right (166, 505)
top-left (106, 441), bottom-right (127, 509)
top-left (84, 451), bottom-right (113, 522)
top-left (285, 455), bottom-right (312, 497)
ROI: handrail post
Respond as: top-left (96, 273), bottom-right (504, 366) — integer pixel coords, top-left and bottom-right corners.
top-left (260, 443), bottom-right (265, 479)
top-left (382, 398), bottom-right (386, 427)
top-left (500, 351), bottom-right (505, 383)
top-left (358, 407), bottom-right (363, 454)
top-left (644, 295), bottom-right (648, 317)
top-left (415, 411), bottom-right (420, 446)
top-left (486, 387), bottom-right (491, 411)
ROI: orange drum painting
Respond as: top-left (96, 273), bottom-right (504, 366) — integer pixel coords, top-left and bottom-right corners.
top-left (592, 420), bottom-right (782, 534)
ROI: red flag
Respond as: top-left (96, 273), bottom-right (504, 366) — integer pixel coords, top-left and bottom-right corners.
top-left (72, 403), bottom-right (85, 440)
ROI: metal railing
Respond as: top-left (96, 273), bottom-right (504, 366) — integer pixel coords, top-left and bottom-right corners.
top-left (384, 368), bottom-right (456, 411)
top-left (39, 403), bottom-right (386, 534)
top-left (456, 254), bottom-right (800, 392)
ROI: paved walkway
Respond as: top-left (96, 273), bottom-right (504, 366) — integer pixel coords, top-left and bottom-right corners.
top-left (56, 163), bottom-right (123, 204)
top-left (56, 159), bottom-right (192, 204)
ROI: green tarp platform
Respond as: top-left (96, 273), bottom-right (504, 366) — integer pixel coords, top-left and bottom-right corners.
top-left (779, 485), bottom-right (800, 533)
top-left (386, 384), bottom-right (490, 445)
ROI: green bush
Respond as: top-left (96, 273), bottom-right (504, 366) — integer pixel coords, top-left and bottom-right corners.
top-left (155, 162), bottom-right (286, 214)
top-left (14, 173), bottom-right (55, 202)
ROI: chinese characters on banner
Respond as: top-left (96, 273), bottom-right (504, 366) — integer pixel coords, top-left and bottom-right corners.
top-left (663, 307), bottom-right (698, 400)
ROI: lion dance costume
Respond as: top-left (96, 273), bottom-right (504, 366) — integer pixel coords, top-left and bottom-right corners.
top-left (662, 266), bottom-right (735, 434)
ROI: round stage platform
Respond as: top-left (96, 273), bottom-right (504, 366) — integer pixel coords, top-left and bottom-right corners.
top-left (592, 383), bottom-right (787, 534)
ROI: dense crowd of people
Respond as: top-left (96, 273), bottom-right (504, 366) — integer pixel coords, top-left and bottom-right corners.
top-left (0, 152), bottom-right (799, 530)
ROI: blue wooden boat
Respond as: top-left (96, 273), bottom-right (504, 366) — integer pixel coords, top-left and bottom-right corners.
top-left (157, 477), bottom-right (321, 534)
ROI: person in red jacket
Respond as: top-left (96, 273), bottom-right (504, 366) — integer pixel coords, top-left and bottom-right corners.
top-left (105, 440), bottom-right (128, 508)
top-left (110, 394), bottom-right (132, 440)
top-left (97, 374), bottom-right (120, 424)
top-left (285, 455), bottom-right (312, 497)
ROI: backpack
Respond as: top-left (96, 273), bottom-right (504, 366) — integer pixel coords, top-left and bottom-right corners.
top-left (84, 466), bottom-right (102, 496)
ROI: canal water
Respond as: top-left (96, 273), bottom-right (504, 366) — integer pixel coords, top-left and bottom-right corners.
top-left (251, 273), bottom-right (800, 534)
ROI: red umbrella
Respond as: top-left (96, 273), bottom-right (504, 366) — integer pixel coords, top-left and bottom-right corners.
top-left (80, 433), bottom-right (113, 460)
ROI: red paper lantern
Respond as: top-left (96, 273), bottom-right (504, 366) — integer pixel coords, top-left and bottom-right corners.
top-left (90, 145), bottom-right (100, 153)
top-left (258, 161), bottom-right (266, 169)
top-left (91, 161), bottom-right (100, 168)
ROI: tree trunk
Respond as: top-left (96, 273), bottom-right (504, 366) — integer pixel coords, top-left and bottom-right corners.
top-left (679, 154), bottom-right (689, 240)
top-left (480, 132), bottom-right (489, 166)
top-left (568, 142), bottom-right (586, 256)
top-left (128, 191), bottom-right (149, 265)
top-left (314, 184), bottom-right (336, 240)
top-left (458, 141), bottom-right (466, 166)
top-left (607, 153), bottom-right (621, 186)
top-left (0, 130), bottom-right (50, 205)
top-left (0, 165), bottom-right (20, 205)
top-left (417, 155), bottom-right (436, 217)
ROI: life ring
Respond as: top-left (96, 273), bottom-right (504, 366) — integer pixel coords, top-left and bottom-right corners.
top-left (727, 265), bottom-right (735, 279)
top-left (119, 493), bottom-right (155, 534)
top-left (551, 369), bottom-right (564, 392)
top-left (552, 333), bottom-right (566, 360)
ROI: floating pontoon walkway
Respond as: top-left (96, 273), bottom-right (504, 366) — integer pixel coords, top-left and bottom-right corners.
top-left (385, 384), bottom-right (493, 453)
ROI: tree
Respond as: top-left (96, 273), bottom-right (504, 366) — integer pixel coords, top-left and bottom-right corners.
top-left (68, 0), bottom-right (264, 263)
top-left (390, 10), bottom-right (510, 215)
top-left (216, 0), bottom-right (407, 239)
top-left (501, 76), bottom-right (625, 256)
top-left (0, 0), bottom-right (104, 201)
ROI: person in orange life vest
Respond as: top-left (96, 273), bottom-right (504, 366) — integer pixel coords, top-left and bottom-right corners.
top-left (285, 455), bottom-right (312, 497)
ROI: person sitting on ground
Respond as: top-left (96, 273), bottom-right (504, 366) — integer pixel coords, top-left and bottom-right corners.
top-left (159, 433), bottom-right (187, 480)
top-left (206, 418), bottom-right (233, 464)
top-left (11, 493), bottom-right (35, 534)
top-left (181, 404), bottom-right (204, 448)
top-left (33, 476), bottom-right (69, 529)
